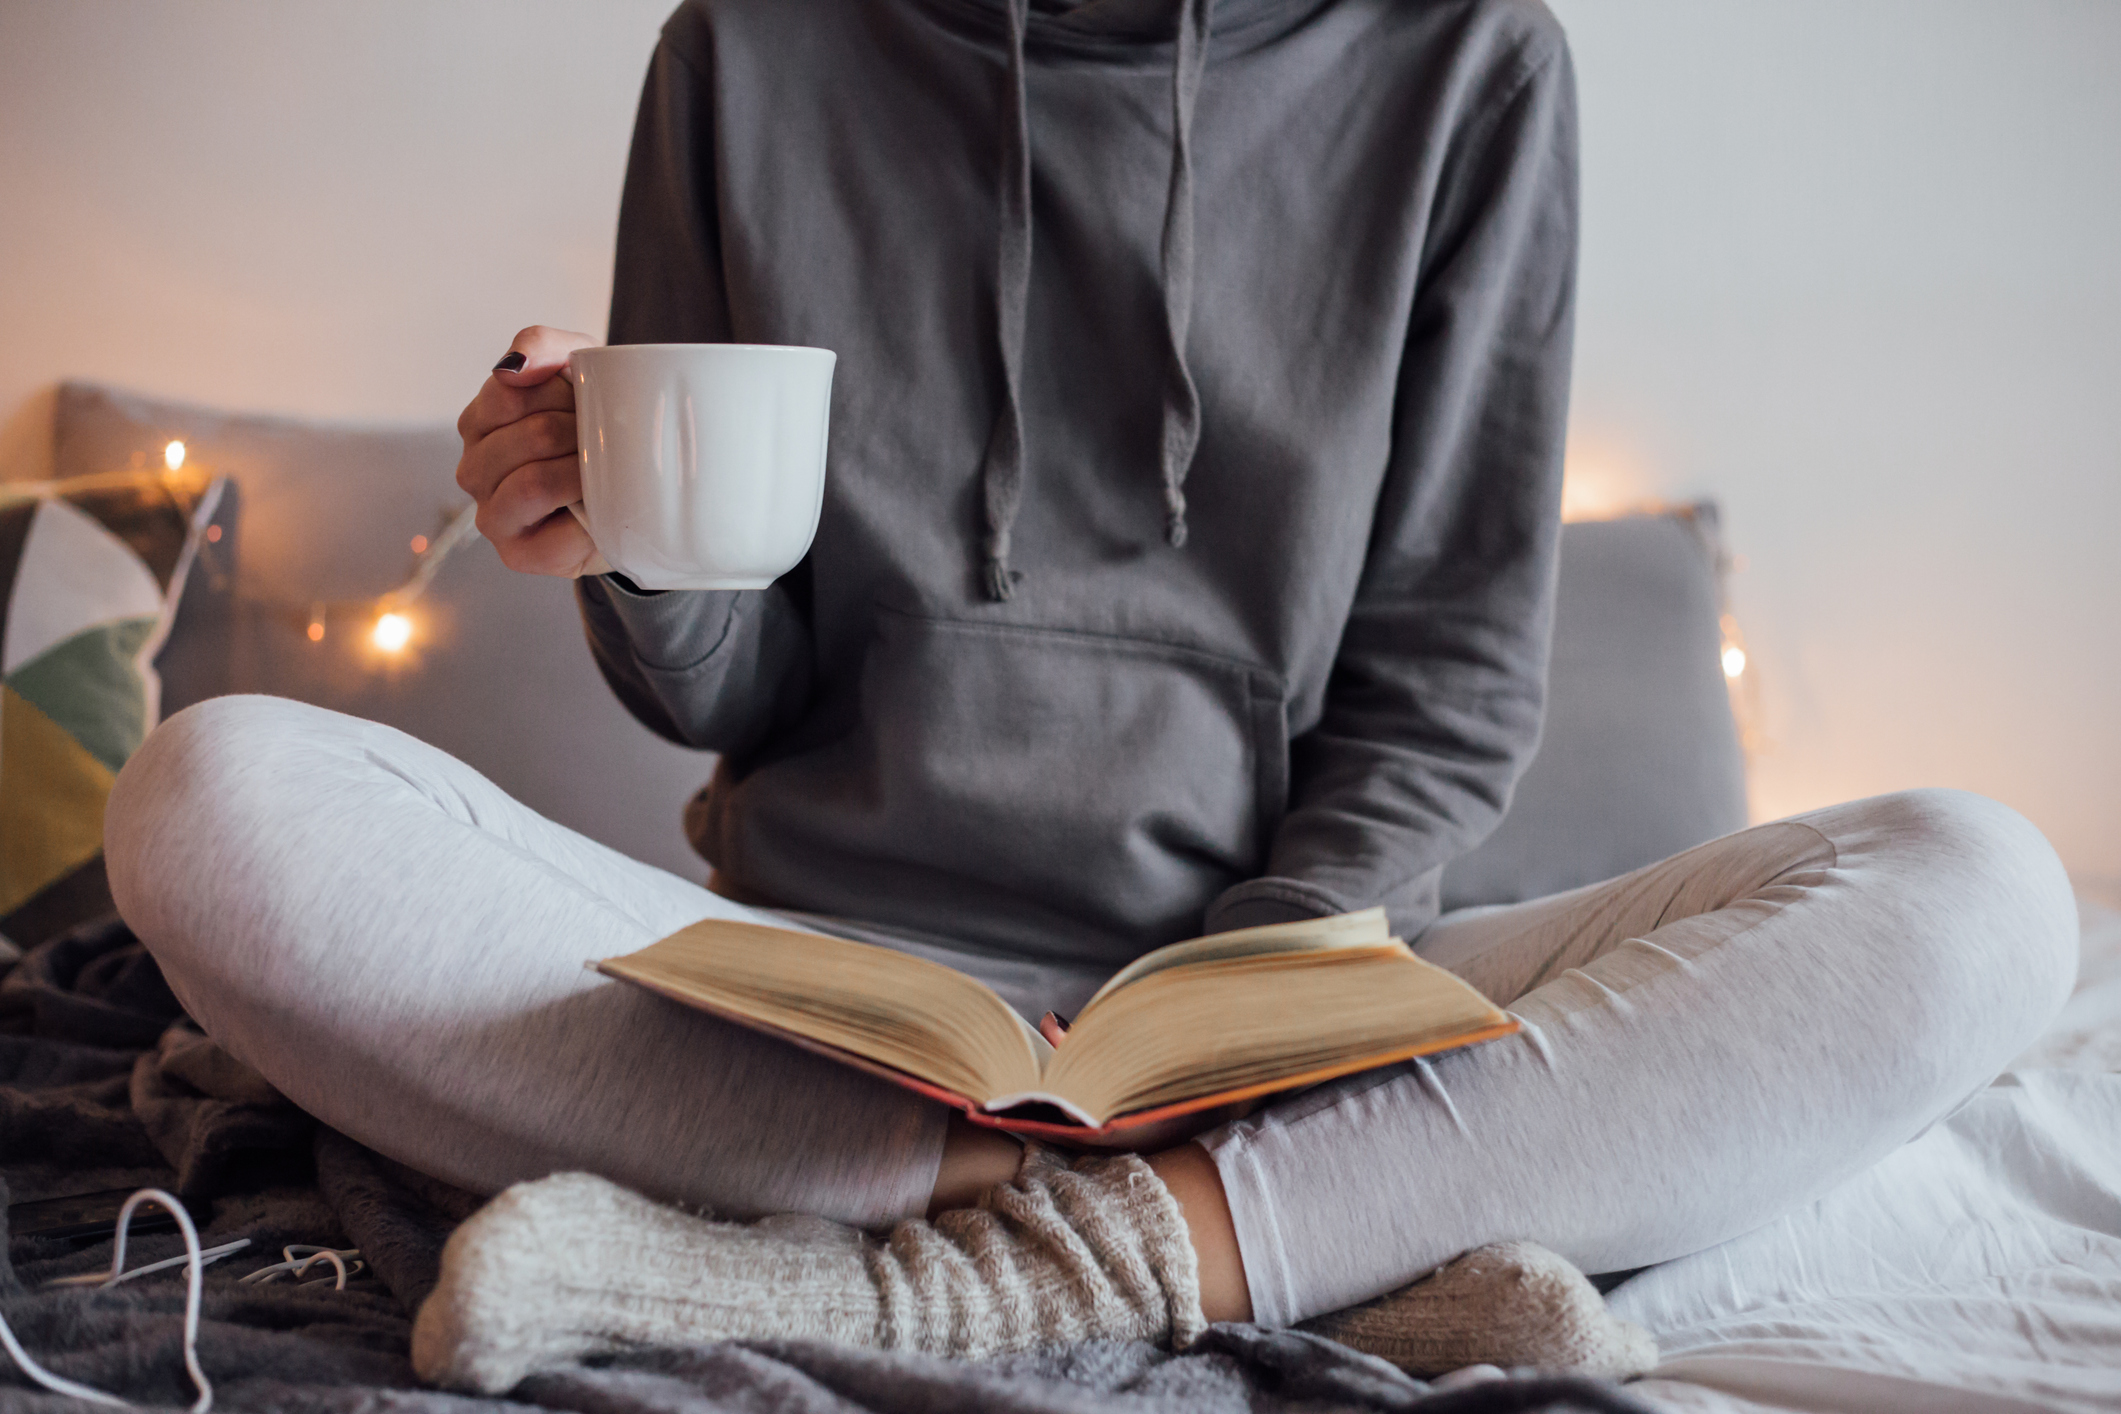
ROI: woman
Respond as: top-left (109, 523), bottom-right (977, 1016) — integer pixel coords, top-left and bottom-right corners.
top-left (106, 0), bottom-right (2077, 1393)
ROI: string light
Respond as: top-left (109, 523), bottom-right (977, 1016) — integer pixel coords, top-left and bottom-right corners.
top-left (148, 439), bottom-right (482, 664)
top-left (163, 436), bottom-right (1761, 699)
top-left (1716, 602), bottom-right (1769, 756)
top-left (144, 438), bottom-right (1773, 716)
top-left (264, 500), bottom-right (480, 656)
top-left (1560, 462), bottom-right (1770, 759)
top-left (371, 611), bottom-right (413, 653)
top-left (42, 443), bottom-right (482, 674)
top-left (1720, 609), bottom-right (1749, 682)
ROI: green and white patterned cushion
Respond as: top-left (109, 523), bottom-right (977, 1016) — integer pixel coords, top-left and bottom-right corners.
top-left (0, 469), bottom-right (225, 950)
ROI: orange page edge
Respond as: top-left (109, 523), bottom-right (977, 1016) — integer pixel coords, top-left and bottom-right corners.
top-left (597, 959), bottom-right (1519, 1147)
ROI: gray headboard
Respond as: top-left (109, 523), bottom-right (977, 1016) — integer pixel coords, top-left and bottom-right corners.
top-left (1441, 506), bottom-right (1748, 910)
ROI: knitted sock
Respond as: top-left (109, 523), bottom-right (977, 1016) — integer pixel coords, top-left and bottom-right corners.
top-left (1297, 1241), bottom-right (1658, 1379)
top-left (411, 1148), bottom-right (1205, 1393)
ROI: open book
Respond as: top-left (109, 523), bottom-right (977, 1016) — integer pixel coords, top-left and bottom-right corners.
top-left (595, 907), bottom-right (1516, 1145)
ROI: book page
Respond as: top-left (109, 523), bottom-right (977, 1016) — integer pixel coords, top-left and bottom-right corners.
top-left (596, 920), bottom-right (1046, 1103)
top-left (1082, 906), bottom-right (1392, 1011)
top-left (1042, 942), bottom-right (1510, 1125)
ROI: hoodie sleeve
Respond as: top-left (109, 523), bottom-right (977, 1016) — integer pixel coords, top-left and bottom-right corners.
top-left (1205, 38), bottom-right (1578, 938)
top-left (577, 29), bottom-right (815, 757)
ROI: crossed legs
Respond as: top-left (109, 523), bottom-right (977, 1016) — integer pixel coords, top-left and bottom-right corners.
top-left (1205, 790), bottom-right (2077, 1323)
top-left (107, 696), bottom-right (2078, 1338)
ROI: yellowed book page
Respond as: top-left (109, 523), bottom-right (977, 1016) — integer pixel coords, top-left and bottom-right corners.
top-left (1043, 944), bottom-right (1507, 1124)
top-left (596, 920), bottom-right (1044, 1102)
top-left (1083, 907), bottom-right (1393, 1010)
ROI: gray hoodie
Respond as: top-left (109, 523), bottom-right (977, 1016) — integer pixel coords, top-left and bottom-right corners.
top-left (579, 0), bottom-right (1577, 971)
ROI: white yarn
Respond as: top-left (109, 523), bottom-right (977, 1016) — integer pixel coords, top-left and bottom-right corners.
top-left (43, 1238), bottom-right (249, 1290)
top-left (1, 1189), bottom-right (212, 1410)
top-left (0, 1188), bottom-right (365, 1410)
top-left (239, 1245), bottom-right (364, 1290)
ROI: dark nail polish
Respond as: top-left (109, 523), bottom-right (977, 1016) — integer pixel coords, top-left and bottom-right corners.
top-left (492, 351), bottom-right (527, 373)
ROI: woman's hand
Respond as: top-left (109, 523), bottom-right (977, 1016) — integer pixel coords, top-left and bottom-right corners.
top-left (456, 325), bottom-right (604, 577)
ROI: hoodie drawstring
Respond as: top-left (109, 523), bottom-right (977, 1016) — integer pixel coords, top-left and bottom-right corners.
top-left (977, 0), bottom-right (1211, 600)
top-left (979, 0), bottom-right (1034, 602)
top-left (1158, 0), bottom-right (1210, 550)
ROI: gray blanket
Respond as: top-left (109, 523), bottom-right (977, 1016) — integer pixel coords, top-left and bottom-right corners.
top-left (1, 917), bottom-right (1649, 1413)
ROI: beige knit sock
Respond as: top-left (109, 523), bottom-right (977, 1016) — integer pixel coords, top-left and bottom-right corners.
top-left (411, 1148), bottom-right (1205, 1393)
top-left (1297, 1241), bottom-right (1658, 1379)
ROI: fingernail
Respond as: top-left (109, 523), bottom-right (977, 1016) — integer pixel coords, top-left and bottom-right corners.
top-left (492, 351), bottom-right (527, 373)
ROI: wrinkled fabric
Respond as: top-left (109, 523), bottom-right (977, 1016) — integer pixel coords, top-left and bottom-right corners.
top-left (105, 695), bottom-right (2080, 1346)
top-left (1203, 790), bottom-right (2079, 1325)
top-left (0, 921), bottom-right (1652, 1412)
top-left (586, 0), bottom-right (1579, 963)
top-left (1616, 899), bottom-right (2121, 1414)
top-left (14, 796), bottom-right (2115, 1410)
top-left (105, 696), bottom-right (953, 1230)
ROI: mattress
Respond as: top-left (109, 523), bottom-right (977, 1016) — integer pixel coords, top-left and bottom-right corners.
top-left (1617, 891), bottom-right (2121, 1413)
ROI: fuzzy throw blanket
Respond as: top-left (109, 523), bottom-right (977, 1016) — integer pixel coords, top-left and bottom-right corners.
top-left (1, 916), bottom-right (1651, 1413)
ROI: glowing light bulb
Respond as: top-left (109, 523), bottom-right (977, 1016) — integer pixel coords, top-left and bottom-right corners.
top-left (1722, 645), bottom-right (1747, 679)
top-left (307, 619), bottom-right (326, 643)
top-left (164, 440), bottom-right (186, 471)
top-left (410, 534), bottom-right (429, 554)
top-left (372, 612), bottom-right (413, 653)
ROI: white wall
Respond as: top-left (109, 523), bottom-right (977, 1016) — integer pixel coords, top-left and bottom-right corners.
top-left (1546, 0), bottom-right (2121, 887)
top-left (0, 0), bottom-right (670, 446)
top-left (4, 0), bottom-right (2115, 884)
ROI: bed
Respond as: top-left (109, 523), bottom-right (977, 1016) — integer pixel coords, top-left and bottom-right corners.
top-left (4, 382), bottom-right (2115, 1411)
top-left (7, 897), bottom-right (2118, 1413)
top-left (1620, 889), bottom-right (2121, 1414)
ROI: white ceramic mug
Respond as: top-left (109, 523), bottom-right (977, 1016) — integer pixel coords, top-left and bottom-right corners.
top-left (566, 343), bottom-right (836, 590)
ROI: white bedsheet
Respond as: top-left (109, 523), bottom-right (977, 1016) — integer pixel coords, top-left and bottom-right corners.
top-left (1616, 894), bottom-right (2121, 1413)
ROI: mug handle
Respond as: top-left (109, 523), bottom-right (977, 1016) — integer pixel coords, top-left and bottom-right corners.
top-left (565, 502), bottom-right (616, 579)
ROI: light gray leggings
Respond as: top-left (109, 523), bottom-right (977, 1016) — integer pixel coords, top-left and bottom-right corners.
top-left (104, 695), bottom-right (2079, 1326)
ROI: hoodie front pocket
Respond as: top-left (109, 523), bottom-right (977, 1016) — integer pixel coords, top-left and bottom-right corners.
top-left (722, 608), bottom-right (1288, 960)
